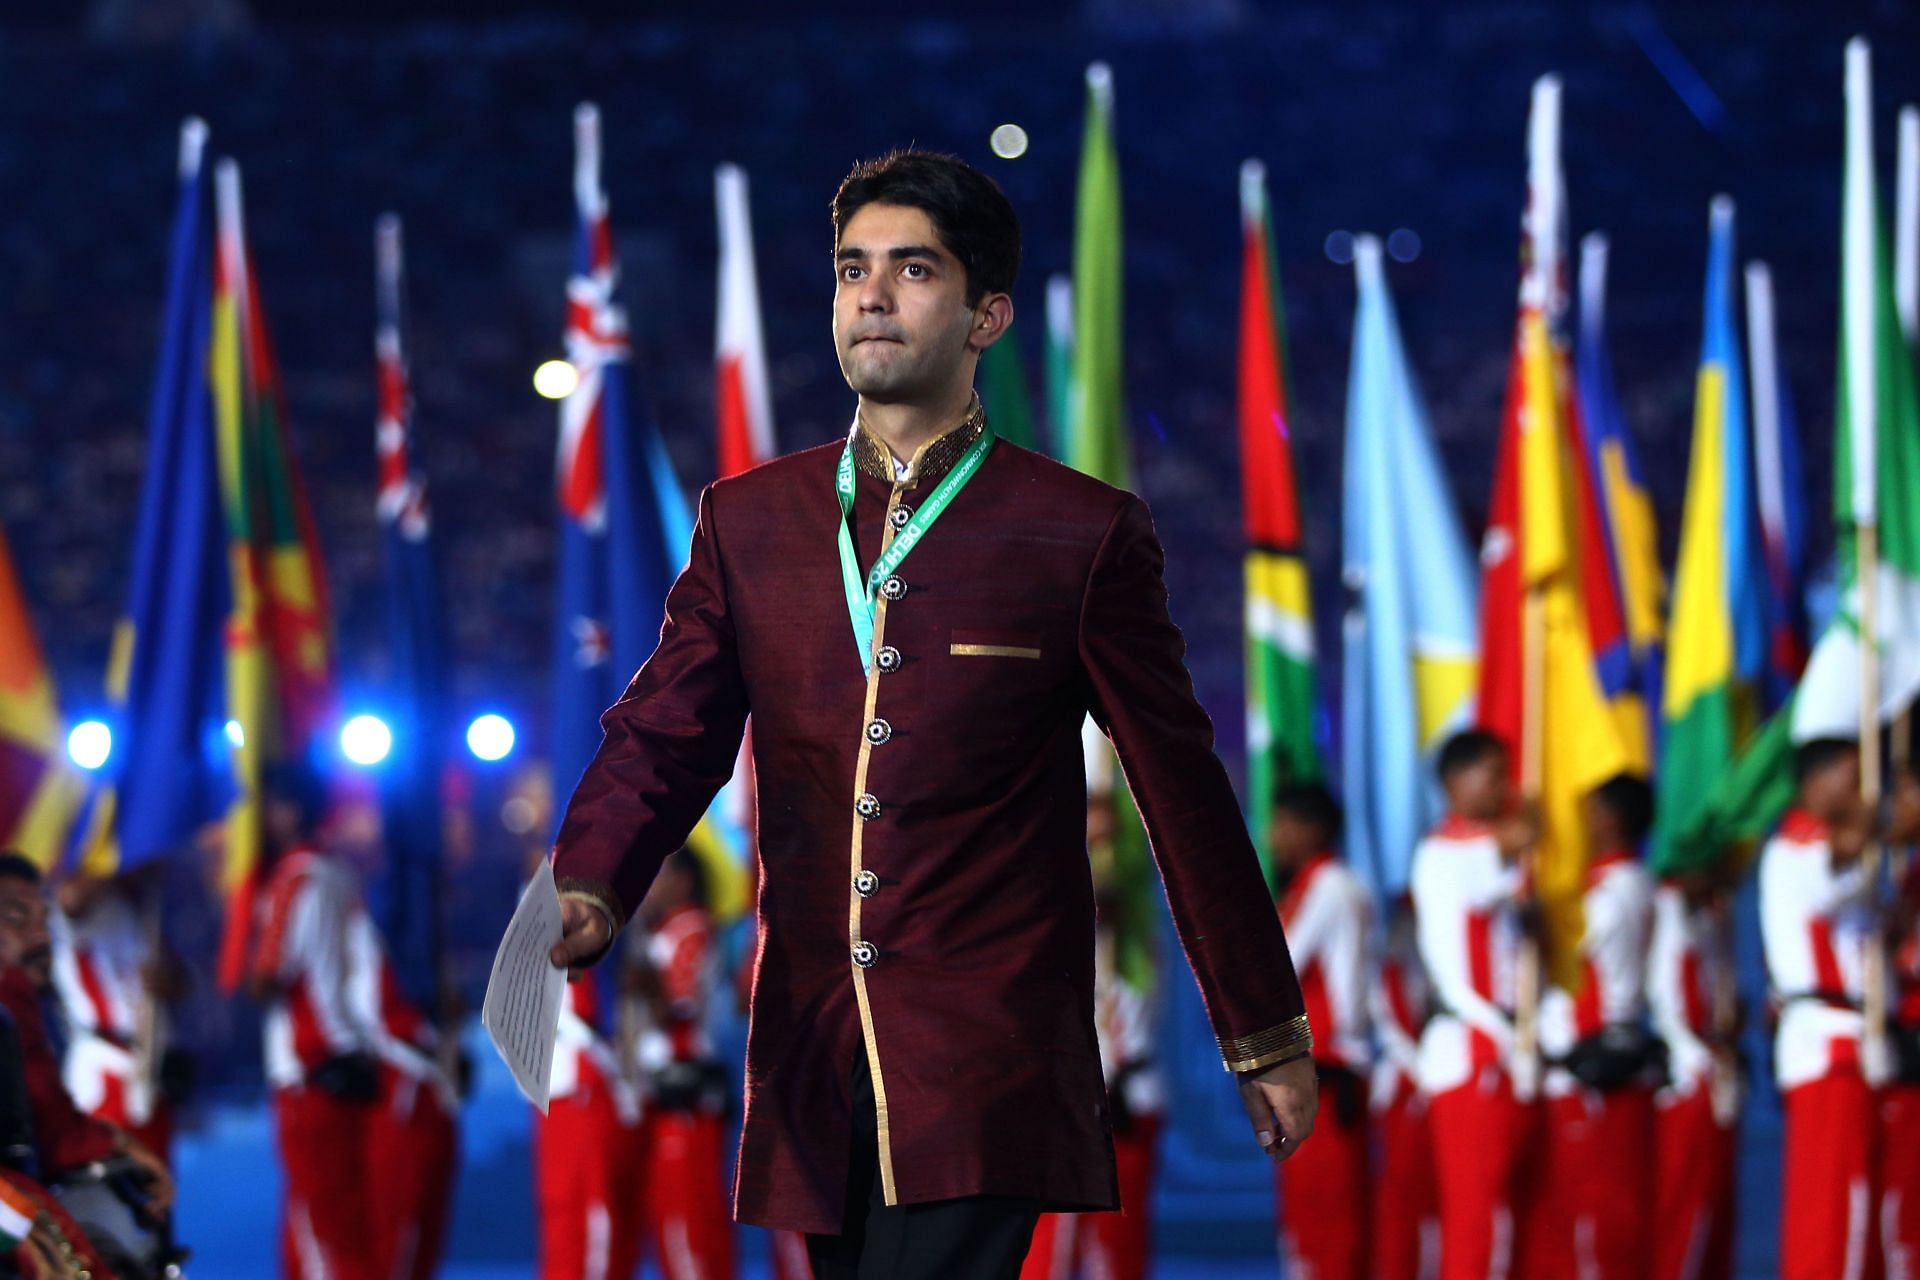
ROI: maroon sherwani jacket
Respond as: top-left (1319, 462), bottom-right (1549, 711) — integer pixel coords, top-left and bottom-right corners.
top-left (553, 404), bottom-right (1310, 1234)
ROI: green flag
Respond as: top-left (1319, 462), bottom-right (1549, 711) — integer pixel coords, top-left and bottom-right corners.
top-left (1068, 62), bottom-right (1129, 489)
top-left (978, 335), bottom-right (1040, 453)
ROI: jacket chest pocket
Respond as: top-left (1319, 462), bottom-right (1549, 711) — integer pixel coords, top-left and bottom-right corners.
top-left (948, 628), bottom-right (1045, 661)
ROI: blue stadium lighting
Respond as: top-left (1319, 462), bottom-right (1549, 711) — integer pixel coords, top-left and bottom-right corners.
top-left (67, 720), bottom-right (113, 771)
top-left (224, 719), bottom-right (245, 749)
top-left (340, 714), bottom-right (394, 767)
top-left (467, 714), bottom-right (516, 763)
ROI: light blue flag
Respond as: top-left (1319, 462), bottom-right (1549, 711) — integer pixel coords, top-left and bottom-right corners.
top-left (1340, 237), bottom-right (1481, 898)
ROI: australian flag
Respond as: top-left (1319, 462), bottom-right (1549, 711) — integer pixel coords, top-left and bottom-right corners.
top-left (551, 103), bottom-right (690, 824)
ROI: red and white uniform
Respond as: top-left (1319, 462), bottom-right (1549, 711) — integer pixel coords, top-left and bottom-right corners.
top-left (1371, 912), bottom-right (1438, 1280)
top-left (1528, 851), bottom-right (1655, 1280)
top-left (632, 902), bottom-right (734, 1280)
top-left (1274, 854), bottom-right (1371, 1280)
top-left (537, 969), bottom-right (641, 1280)
top-left (346, 915), bottom-right (459, 1280)
top-left (51, 894), bottom-right (171, 1158)
top-left (1022, 929), bottom-right (1163, 1280)
top-left (1883, 856), bottom-right (1920, 1280)
top-left (1760, 808), bottom-right (1883, 1280)
top-left (1647, 882), bottom-right (1738, 1280)
top-left (1409, 816), bottom-right (1531, 1280)
top-left (255, 846), bottom-right (379, 1280)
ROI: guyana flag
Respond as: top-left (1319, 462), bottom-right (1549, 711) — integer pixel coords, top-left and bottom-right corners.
top-left (1664, 41), bottom-right (1920, 867)
top-left (1476, 76), bottom-right (1629, 986)
top-left (210, 160), bottom-right (337, 989)
top-left (0, 518), bottom-right (80, 867)
top-left (1237, 159), bottom-right (1321, 885)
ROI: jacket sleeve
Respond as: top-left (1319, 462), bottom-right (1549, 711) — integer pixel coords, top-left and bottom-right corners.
top-left (552, 485), bottom-right (751, 941)
top-left (1078, 494), bottom-right (1310, 1072)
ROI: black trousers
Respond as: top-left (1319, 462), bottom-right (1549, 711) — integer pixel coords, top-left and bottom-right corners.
top-left (806, 1056), bottom-right (1042, 1280)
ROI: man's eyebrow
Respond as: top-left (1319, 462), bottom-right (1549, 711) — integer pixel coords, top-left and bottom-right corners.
top-left (834, 244), bottom-right (944, 263)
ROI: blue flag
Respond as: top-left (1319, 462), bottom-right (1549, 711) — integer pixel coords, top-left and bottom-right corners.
top-left (1339, 237), bottom-right (1480, 898)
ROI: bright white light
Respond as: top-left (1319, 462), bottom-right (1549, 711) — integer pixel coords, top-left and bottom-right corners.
top-left (533, 359), bottom-right (579, 400)
top-left (67, 721), bottom-right (112, 771)
top-left (224, 719), bottom-right (245, 749)
top-left (340, 714), bottom-right (394, 767)
top-left (467, 714), bottom-right (516, 763)
top-left (990, 124), bottom-right (1029, 160)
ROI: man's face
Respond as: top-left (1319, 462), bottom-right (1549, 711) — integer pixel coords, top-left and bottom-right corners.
top-left (1806, 748), bottom-right (1863, 820)
top-left (833, 203), bottom-right (980, 404)
top-left (1268, 812), bottom-right (1327, 874)
top-left (0, 877), bottom-right (53, 991)
top-left (1448, 751), bottom-right (1512, 821)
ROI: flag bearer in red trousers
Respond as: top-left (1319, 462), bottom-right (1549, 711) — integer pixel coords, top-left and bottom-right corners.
top-left (1370, 893), bottom-right (1437, 1280)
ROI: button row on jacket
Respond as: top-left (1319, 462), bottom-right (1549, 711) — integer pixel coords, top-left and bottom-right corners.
top-left (856, 792), bottom-right (881, 820)
top-left (865, 718), bottom-right (892, 746)
top-left (875, 645), bottom-right (902, 673)
top-left (854, 869), bottom-right (880, 898)
top-left (851, 941), bottom-right (878, 968)
top-left (880, 575), bottom-right (908, 601)
top-left (889, 505), bottom-right (914, 530)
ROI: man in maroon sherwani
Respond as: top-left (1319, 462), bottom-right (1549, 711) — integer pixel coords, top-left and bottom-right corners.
top-left (547, 150), bottom-right (1317, 1278)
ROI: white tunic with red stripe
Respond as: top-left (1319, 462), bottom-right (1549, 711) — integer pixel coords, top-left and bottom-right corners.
top-left (1370, 918), bottom-right (1430, 1111)
top-left (256, 847), bottom-right (378, 1090)
top-left (634, 903), bottom-right (721, 1076)
top-left (1410, 817), bottom-right (1525, 1095)
top-left (1647, 881), bottom-right (1739, 1119)
top-left (345, 913), bottom-right (457, 1114)
top-left (1537, 850), bottom-right (1654, 1096)
top-left (1759, 809), bottom-right (1882, 1090)
top-left (1277, 854), bottom-right (1372, 1072)
top-left (52, 896), bottom-right (159, 1125)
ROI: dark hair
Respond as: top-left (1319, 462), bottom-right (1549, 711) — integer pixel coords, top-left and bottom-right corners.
top-left (0, 854), bottom-right (42, 887)
top-left (1437, 729), bottom-right (1509, 783)
top-left (831, 150), bottom-right (1021, 306)
top-left (1794, 737), bottom-right (1858, 786)
top-left (261, 758), bottom-right (329, 832)
top-left (662, 847), bottom-right (709, 910)
top-left (1590, 773), bottom-right (1655, 845)
top-left (1273, 782), bottom-right (1344, 846)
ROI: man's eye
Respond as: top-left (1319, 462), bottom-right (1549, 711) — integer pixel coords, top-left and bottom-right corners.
top-left (902, 263), bottom-right (928, 279)
top-left (841, 264), bottom-right (864, 282)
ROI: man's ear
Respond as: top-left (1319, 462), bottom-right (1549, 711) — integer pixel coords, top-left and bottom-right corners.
top-left (966, 292), bottom-right (1015, 353)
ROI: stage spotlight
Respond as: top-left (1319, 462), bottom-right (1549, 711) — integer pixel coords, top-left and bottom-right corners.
top-left (1388, 228), bottom-right (1422, 263)
top-left (68, 721), bottom-right (112, 771)
top-left (989, 124), bottom-right (1029, 159)
top-left (533, 359), bottom-right (579, 400)
top-left (340, 714), bottom-right (394, 767)
top-left (224, 719), bottom-right (245, 749)
top-left (468, 714), bottom-right (516, 762)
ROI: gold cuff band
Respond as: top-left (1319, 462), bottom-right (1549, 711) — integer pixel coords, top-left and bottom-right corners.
top-left (1220, 1014), bottom-right (1314, 1074)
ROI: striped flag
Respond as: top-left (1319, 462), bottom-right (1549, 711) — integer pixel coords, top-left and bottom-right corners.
top-left (1341, 237), bottom-right (1480, 898)
top-left (0, 517), bottom-right (81, 866)
top-left (1651, 198), bottom-right (1767, 871)
top-left (371, 214), bottom-right (450, 1010)
top-left (1745, 260), bottom-right (1811, 713)
top-left (715, 164), bottom-right (776, 479)
top-left (211, 158), bottom-right (338, 989)
top-left (1573, 234), bottom-right (1665, 767)
top-left (1475, 76), bottom-right (1629, 985)
top-left (1237, 159), bottom-right (1321, 885)
top-left (72, 120), bottom-right (232, 879)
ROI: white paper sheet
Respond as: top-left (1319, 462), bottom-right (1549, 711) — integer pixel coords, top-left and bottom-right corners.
top-left (481, 858), bottom-right (569, 1113)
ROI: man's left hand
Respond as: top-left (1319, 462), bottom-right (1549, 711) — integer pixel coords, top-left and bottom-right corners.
top-left (121, 1136), bottom-right (175, 1214)
top-left (1237, 1053), bottom-right (1316, 1162)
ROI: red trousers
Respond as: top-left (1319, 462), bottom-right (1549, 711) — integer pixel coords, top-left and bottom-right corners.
top-left (276, 1086), bottom-right (377, 1280)
top-left (535, 1087), bottom-right (642, 1280)
top-left (1372, 1091), bottom-right (1439, 1280)
top-left (367, 1070), bottom-right (458, 1280)
top-left (1019, 1117), bottom-right (1159, 1280)
top-left (1651, 1086), bottom-right (1736, 1280)
top-left (1426, 1074), bottom-right (1532, 1280)
top-left (1881, 1085), bottom-right (1920, 1280)
top-left (1521, 1087), bottom-right (1652, 1280)
top-left (1276, 1088), bottom-right (1368, 1280)
top-left (635, 1109), bottom-right (735, 1279)
top-left (1781, 1069), bottom-right (1880, 1280)
top-left (768, 1229), bottom-right (813, 1280)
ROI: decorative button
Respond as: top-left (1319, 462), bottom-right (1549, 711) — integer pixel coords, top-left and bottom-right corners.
top-left (880, 576), bottom-right (908, 602)
top-left (851, 941), bottom-right (878, 968)
top-left (875, 645), bottom-right (902, 672)
top-left (854, 869), bottom-right (880, 898)
top-left (856, 793), bottom-right (881, 820)
top-left (865, 718), bottom-right (893, 746)
top-left (889, 505), bottom-right (914, 530)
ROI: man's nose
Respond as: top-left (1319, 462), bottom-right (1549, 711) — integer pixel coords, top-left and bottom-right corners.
top-left (856, 272), bottom-right (893, 312)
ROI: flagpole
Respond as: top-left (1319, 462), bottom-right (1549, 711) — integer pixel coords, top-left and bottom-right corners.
top-left (1894, 105), bottom-right (1918, 776)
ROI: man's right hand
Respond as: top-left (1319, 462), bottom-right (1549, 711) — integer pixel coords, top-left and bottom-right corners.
top-left (549, 897), bottom-right (612, 978)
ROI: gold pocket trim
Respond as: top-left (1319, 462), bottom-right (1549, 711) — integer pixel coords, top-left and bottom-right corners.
top-left (950, 643), bottom-right (1042, 659)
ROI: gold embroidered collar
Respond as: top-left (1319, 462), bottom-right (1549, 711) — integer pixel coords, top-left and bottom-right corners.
top-left (850, 396), bottom-right (989, 489)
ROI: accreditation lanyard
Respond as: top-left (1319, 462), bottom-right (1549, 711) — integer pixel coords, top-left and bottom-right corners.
top-left (835, 424), bottom-right (996, 675)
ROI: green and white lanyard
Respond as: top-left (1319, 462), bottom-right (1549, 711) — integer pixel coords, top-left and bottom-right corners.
top-left (835, 423), bottom-right (996, 675)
